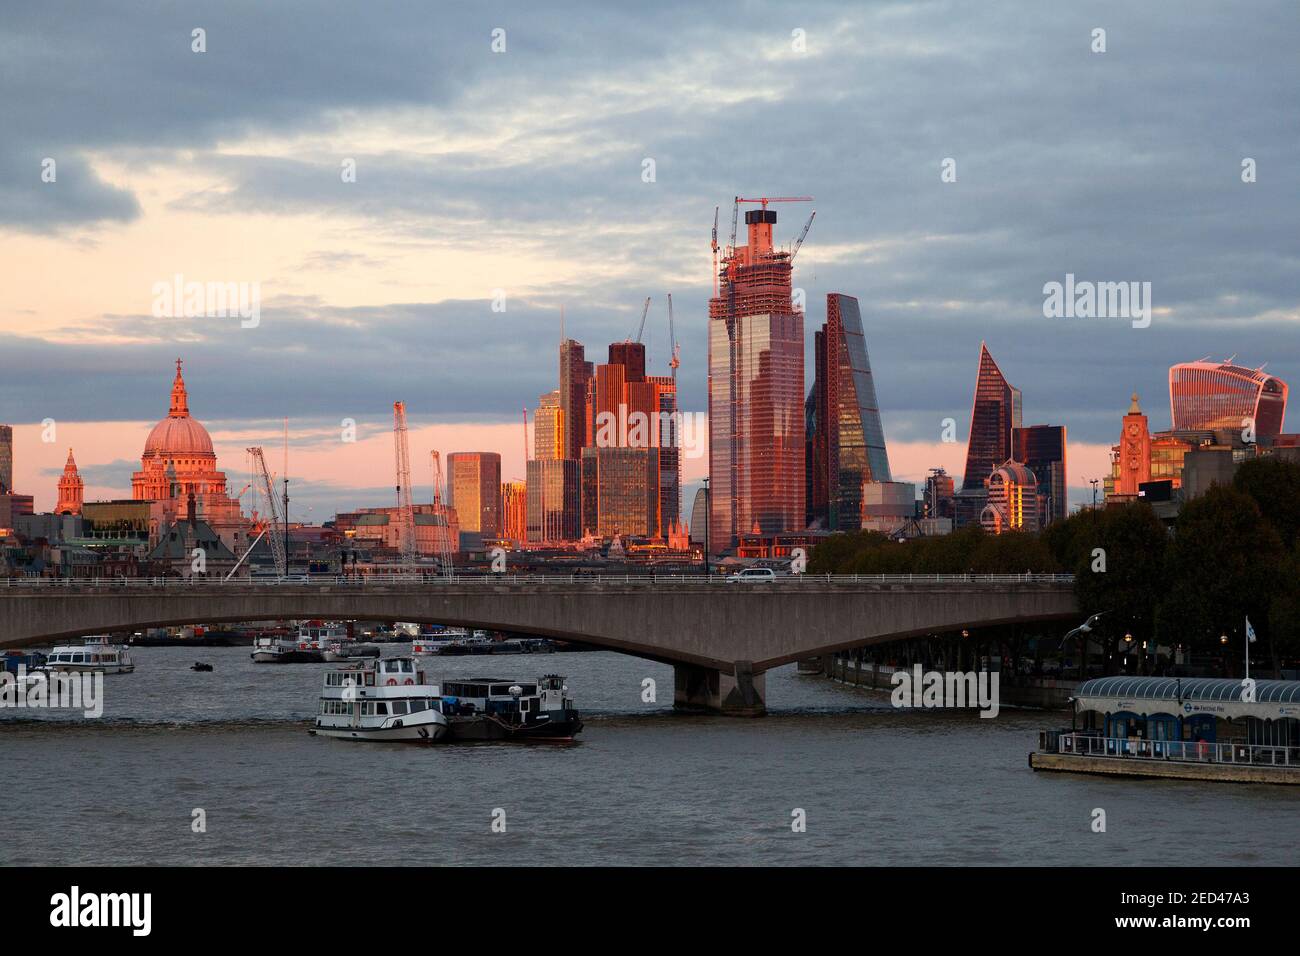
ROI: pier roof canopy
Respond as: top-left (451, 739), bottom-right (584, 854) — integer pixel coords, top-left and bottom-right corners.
top-left (1079, 677), bottom-right (1300, 704)
top-left (1076, 677), bottom-right (1300, 721)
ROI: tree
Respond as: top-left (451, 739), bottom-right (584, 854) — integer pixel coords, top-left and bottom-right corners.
top-left (1157, 485), bottom-right (1284, 669)
top-left (1066, 502), bottom-right (1169, 673)
top-left (1266, 547), bottom-right (1300, 671)
top-left (1234, 456), bottom-right (1300, 551)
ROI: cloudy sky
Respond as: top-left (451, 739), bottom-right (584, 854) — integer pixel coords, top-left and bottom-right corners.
top-left (1, 1), bottom-right (1296, 518)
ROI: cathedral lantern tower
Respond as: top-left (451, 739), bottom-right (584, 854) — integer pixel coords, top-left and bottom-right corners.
top-left (1116, 392), bottom-right (1152, 496)
top-left (56, 449), bottom-right (84, 515)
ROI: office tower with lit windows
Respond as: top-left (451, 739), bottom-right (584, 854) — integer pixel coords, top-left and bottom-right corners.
top-left (446, 452), bottom-right (502, 537)
top-left (962, 342), bottom-right (1022, 490)
top-left (708, 201), bottom-right (806, 547)
top-left (526, 458), bottom-right (579, 543)
top-left (0, 425), bottom-right (12, 494)
top-left (582, 341), bottom-right (677, 538)
top-left (534, 390), bottom-right (564, 461)
top-left (559, 340), bottom-right (592, 461)
top-left (1012, 424), bottom-right (1067, 525)
top-left (501, 480), bottom-right (526, 544)
top-left (808, 293), bottom-right (892, 530)
top-left (955, 343), bottom-right (1021, 527)
top-left (1169, 359), bottom-right (1287, 440)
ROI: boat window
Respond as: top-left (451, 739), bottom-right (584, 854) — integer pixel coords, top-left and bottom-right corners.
top-left (391, 701), bottom-right (408, 715)
top-left (517, 685), bottom-right (537, 696)
top-left (375, 702), bottom-right (388, 715)
top-left (72, 654), bottom-right (85, 664)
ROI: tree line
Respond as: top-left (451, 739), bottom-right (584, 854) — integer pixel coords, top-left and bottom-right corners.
top-left (808, 457), bottom-right (1300, 675)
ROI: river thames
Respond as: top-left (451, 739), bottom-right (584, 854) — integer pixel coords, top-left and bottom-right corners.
top-left (2, 647), bottom-right (1296, 866)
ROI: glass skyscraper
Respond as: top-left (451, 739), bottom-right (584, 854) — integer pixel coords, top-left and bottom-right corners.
top-left (962, 342), bottom-right (1022, 492)
top-left (526, 458), bottom-right (579, 543)
top-left (809, 293), bottom-right (891, 530)
top-left (0, 425), bottom-right (12, 494)
top-left (1169, 359), bottom-right (1288, 440)
top-left (1012, 424), bottom-right (1067, 525)
top-left (708, 206), bottom-right (805, 547)
top-left (446, 452), bottom-right (502, 536)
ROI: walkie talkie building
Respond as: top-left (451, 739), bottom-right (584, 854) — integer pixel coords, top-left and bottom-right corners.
top-left (1169, 360), bottom-right (1288, 440)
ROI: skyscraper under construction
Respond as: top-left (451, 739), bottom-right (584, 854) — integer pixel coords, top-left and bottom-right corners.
top-left (708, 198), bottom-right (810, 548)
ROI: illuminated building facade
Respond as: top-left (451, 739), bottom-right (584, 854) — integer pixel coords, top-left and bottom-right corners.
top-left (446, 452), bottom-right (501, 536)
top-left (809, 293), bottom-right (892, 530)
top-left (534, 390), bottom-right (564, 461)
top-left (559, 340), bottom-right (592, 461)
top-left (582, 446), bottom-right (658, 537)
top-left (130, 361), bottom-right (249, 553)
top-left (1169, 360), bottom-right (1288, 440)
top-left (583, 341), bottom-right (678, 538)
top-left (708, 203), bottom-right (806, 546)
top-left (526, 458), bottom-right (579, 543)
top-left (1111, 393), bottom-right (1151, 497)
top-left (55, 449), bottom-right (84, 515)
top-left (981, 461), bottom-right (1040, 534)
top-left (1012, 424), bottom-right (1067, 524)
top-left (501, 480), bottom-right (527, 544)
top-left (962, 343), bottom-right (1022, 492)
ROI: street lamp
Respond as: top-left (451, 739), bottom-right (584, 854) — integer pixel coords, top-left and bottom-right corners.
top-left (702, 476), bottom-right (711, 576)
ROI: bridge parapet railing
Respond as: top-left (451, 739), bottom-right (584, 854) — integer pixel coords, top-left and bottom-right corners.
top-left (1, 572), bottom-right (1076, 589)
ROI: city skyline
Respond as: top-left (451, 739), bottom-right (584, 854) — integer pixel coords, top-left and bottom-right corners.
top-left (2, 3), bottom-right (1297, 520)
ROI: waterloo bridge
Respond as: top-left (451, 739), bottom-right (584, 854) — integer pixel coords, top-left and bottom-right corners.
top-left (0, 574), bottom-right (1078, 715)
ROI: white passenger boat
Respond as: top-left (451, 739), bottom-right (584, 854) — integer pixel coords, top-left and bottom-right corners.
top-left (411, 627), bottom-right (471, 656)
top-left (39, 636), bottom-right (134, 674)
top-left (251, 634), bottom-right (321, 663)
top-left (298, 621), bottom-right (347, 653)
top-left (311, 657), bottom-right (450, 743)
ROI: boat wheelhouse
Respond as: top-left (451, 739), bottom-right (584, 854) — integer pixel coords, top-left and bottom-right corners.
top-left (39, 637), bottom-right (134, 674)
top-left (312, 656), bottom-right (449, 743)
top-left (1031, 676), bottom-right (1300, 784)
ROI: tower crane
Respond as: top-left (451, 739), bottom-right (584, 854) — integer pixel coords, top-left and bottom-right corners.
top-left (710, 205), bottom-right (720, 295)
top-left (430, 450), bottom-right (454, 577)
top-left (734, 195), bottom-right (814, 208)
top-left (667, 293), bottom-right (679, 382)
top-left (626, 296), bottom-right (652, 343)
top-left (246, 446), bottom-right (286, 575)
top-left (392, 401), bottom-right (417, 564)
top-left (789, 209), bottom-right (816, 263)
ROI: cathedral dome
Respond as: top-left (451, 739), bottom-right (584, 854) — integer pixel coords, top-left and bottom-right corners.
top-left (143, 360), bottom-right (215, 458)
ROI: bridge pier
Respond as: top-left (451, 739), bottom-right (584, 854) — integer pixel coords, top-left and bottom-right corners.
top-left (674, 661), bottom-right (766, 717)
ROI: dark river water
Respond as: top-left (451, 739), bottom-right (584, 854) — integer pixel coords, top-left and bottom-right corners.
top-left (2, 646), bottom-right (1296, 866)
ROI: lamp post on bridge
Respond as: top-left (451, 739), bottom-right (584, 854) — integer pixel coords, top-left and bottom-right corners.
top-left (702, 476), bottom-right (711, 577)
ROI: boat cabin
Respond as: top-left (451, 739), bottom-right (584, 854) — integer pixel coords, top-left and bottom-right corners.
top-left (1062, 676), bottom-right (1300, 764)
